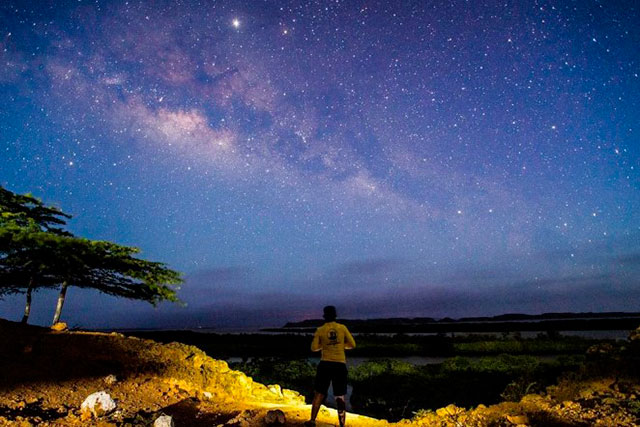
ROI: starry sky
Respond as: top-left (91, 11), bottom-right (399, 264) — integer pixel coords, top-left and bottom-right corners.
top-left (1, 0), bottom-right (639, 329)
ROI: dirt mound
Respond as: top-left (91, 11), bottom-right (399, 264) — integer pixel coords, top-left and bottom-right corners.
top-left (0, 318), bottom-right (639, 426)
top-left (0, 318), bottom-right (303, 405)
top-left (0, 319), bottom-right (387, 426)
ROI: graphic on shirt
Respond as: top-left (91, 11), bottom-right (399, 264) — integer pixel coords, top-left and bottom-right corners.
top-left (328, 329), bottom-right (338, 344)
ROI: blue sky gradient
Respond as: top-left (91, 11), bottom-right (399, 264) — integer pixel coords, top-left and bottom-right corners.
top-left (1, 0), bottom-right (638, 328)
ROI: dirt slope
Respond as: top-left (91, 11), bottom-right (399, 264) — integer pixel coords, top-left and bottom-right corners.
top-left (0, 319), bottom-right (638, 426)
top-left (0, 319), bottom-right (387, 426)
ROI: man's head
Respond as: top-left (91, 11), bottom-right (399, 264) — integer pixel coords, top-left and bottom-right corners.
top-left (323, 305), bottom-right (337, 321)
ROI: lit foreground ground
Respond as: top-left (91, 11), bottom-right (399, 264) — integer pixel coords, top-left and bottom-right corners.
top-left (0, 319), bottom-right (639, 426)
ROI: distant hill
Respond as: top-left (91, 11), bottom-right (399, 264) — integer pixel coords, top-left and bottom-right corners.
top-left (265, 312), bottom-right (640, 333)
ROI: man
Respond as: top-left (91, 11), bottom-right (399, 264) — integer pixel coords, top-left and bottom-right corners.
top-left (306, 306), bottom-right (356, 427)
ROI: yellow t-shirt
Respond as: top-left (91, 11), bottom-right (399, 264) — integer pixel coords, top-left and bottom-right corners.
top-left (311, 321), bottom-right (356, 363)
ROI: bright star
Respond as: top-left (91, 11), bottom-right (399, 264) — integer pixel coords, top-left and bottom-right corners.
top-left (232, 18), bottom-right (240, 29)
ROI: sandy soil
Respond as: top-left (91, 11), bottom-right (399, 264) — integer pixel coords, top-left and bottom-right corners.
top-left (1, 319), bottom-right (639, 426)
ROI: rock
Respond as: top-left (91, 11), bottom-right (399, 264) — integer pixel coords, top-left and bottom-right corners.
top-left (436, 404), bottom-right (464, 417)
top-left (103, 374), bottom-right (117, 385)
top-left (265, 409), bottom-right (286, 425)
top-left (80, 391), bottom-right (116, 418)
top-left (51, 322), bottom-right (68, 331)
top-left (111, 409), bottom-right (125, 422)
top-left (268, 384), bottom-right (283, 397)
top-left (506, 414), bottom-right (529, 425)
top-left (202, 391), bottom-right (213, 399)
top-left (154, 414), bottom-right (174, 427)
top-left (225, 410), bottom-right (255, 427)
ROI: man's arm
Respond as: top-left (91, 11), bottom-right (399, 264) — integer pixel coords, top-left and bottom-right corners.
top-left (344, 327), bottom-right (356, 350)
top-left (311, 329), bottom-right (322, 352)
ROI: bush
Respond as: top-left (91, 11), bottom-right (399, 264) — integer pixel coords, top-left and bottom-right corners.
top-left (349, 355), bottom-right (583, 421)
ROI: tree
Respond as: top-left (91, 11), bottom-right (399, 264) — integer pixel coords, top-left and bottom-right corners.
top-left (0, 223), bottom-right (64, 322)
top-left (49, 236), bottom-right (182, 324)
top-left (0, 186), bottom-right (71, 233)
top-left (0, 186), bottom-right (182, 325)
top-left (0, 186), bottom-right (71, 322)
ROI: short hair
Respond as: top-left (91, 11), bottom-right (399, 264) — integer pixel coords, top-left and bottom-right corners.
top-left (323, 305), bottom-right (337, 321)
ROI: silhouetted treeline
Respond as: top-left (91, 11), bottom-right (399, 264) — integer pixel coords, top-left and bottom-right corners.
top-left (267, 313), bottom-right (640, 334)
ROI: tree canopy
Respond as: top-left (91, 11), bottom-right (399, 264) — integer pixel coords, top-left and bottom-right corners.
top-left (0, 185), bottom-right (182, 324)
top-left (0, 186), bottom-right (71, 234)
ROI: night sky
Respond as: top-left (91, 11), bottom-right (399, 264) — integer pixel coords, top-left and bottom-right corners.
top-left (1, 0), bottom-right (638, 329)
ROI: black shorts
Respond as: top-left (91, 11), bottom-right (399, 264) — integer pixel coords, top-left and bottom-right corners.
top-left (314, 361), bottom-right (348, 396)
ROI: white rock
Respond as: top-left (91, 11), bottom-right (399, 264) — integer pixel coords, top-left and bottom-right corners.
top-left (80, 391), bottom-right (116, 417)
top-left (202, 391), bottom-right (213, 399)
top-left (154, 414), bottom-right (175, 427)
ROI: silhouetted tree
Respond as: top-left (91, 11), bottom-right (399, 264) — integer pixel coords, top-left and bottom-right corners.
top-left (0, 186), bottom-right (182, 325)
top-left (49, 236), bottom-right (182, 324)
top-left (0, 186), bottom-right (71, 322)
top-left (0, 225), bottom-right (62, 322)
top-left (0, 186), bottom-right (71, 233)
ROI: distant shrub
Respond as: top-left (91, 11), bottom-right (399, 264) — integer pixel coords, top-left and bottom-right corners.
top-left (453, 336), bottom-right (600, 355)
top-left (440, 356), bottom-right (472, 371)
top-left (442, 354), bottom-right (539, 375)
top-left (350, 359), bottom-right (416, 381)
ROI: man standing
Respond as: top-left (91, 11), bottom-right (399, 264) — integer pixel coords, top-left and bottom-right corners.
top-left (306, 306), bottom-right (356, 427)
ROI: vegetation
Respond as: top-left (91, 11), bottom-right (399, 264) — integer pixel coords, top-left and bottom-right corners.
top-left (130, 330), bottom-right (607, 362)
top-left (0, 185), bottom-right (182, 324)
top-left (134, 331), bottom-right (618, 421)
top-left (0, 187), bottom-right (72, 321)
top-left (452, 333), bottom-right (595, 355)
top-left (224, 352), bottom-right (587, 421)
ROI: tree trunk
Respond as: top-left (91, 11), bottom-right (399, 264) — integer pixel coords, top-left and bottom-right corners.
top-left (52, 281), bottom-right (68, 325)
top-left (21, 278), bottom-right (34, 324)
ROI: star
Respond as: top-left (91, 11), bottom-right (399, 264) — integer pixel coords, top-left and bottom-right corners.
top-left (232, 18), bottom-right (240, 29)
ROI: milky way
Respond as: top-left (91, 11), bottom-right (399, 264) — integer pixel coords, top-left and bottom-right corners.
top-left (1, 0), bottom-right (638, 328)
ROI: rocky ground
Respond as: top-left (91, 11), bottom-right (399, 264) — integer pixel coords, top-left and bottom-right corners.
top-left (0, 319), bottom-right (639, 426)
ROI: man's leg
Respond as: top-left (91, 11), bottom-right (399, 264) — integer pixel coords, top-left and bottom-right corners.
top-left (310, 362), bottom-right (329, 425)
top-left (309, 392), bottom-right (325, 424)
top-left (335, 395), bottom-right (346, 427)
top-left (333, 362), bottom-right (349, 427)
